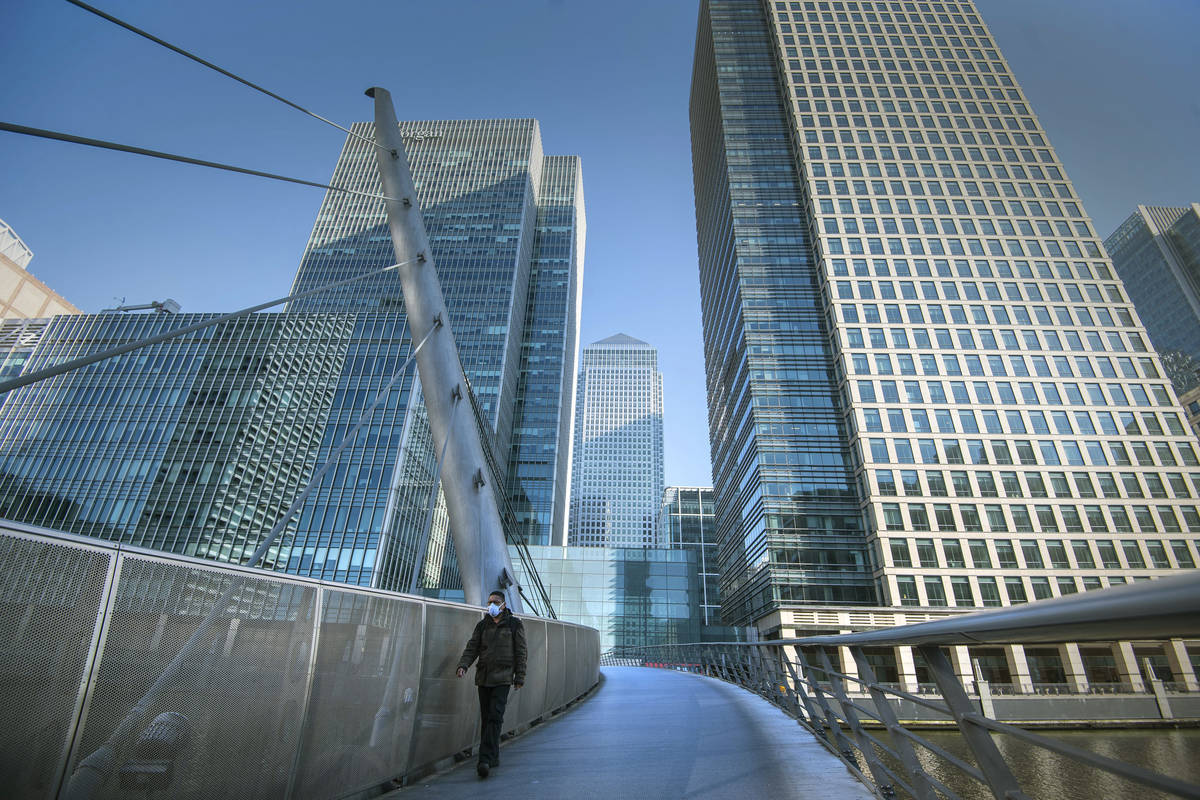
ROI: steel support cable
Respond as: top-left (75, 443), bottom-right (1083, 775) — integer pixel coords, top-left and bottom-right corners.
top-left (0, 257), bottom-right (413, 395)
top-left (62, 321), bottom-right (436, 800)
top-left (62, 0), bottom-right (387, 154)
top-left (0, 121), bottom-right (395, 202)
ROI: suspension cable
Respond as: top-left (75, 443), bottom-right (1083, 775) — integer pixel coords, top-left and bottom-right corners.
top-left (0, 121), bottom-right (395, 202)
top-left (62, 0), bottom-right (387, 154)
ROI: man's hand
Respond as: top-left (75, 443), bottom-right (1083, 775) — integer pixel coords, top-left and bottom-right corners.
top-left (514, 682), bottom-right (523, 690)
top-left (456, 667), bottom-right (466, 678)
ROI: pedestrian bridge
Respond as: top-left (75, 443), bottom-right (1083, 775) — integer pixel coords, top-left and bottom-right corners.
top-left (391, 666), bottom-right (872, 799)
top-left (4, 521), bottom-right (1199, 799)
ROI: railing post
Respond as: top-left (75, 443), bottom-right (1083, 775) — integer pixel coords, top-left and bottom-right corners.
top-left (757, 644), bottom-right (786, 707)
top-left (918, 645), bottom-right (1031, 800)
top-left (851, 648), bottom-right (939, 800)
top-left (782, 645), bottom-right (822, 728)
top-left (795, 647), bottom-right (857, 760)
top-left (771, 645), bottom-right (805, 721)
top-left (817, 647), bottom-right (893, 795)
top-left (752, 644), bottom-right (774, 699)
top-left (726, 645), bottom-right (753, 690)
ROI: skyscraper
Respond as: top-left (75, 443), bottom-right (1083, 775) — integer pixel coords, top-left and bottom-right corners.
top-left (691, 0), bottom-right (1199, 639)
top-left (568, 334), bottom-right (664, 547)
top-left (1103, 204), bottom-right (1200, 382)
top-left (658, 486), bottom-right (722, 628)
top-left (0, 118), bottom-right (584, 594)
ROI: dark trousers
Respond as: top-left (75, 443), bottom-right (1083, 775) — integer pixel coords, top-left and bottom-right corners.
top-left (476, 684), bottom-right (511, 765)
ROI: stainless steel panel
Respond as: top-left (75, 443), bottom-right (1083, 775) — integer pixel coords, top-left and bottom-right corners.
top-left (0, 526), bottom-right (602, 798)
top-left (514, 618), bottom-right (548, 729)
top-left (545, 623), bottom-right (566, 711)
top-left (65, 555), bottom-right (317, 799)
top-left (406, 605), bottom-right (480, 769)
top-left (0, 534), bottom-right (112, 800)
top-left (292, 590), bottom-right (424, 798)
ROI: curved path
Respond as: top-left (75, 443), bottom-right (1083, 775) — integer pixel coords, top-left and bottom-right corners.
top-left (395, 666), bottom-right (874, 799)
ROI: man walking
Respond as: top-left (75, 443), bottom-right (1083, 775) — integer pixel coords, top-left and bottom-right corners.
top-left (456, 589), bottom-right (527, 778)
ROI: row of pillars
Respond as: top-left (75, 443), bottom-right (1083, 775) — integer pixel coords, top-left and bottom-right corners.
top-left (813, 638), bottom-right (1200, 695)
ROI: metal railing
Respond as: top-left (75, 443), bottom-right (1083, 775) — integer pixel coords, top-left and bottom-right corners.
top-left (608, 574), bottom-right (1200, 800)
top-left (0, 520), bottom-right (599, 800)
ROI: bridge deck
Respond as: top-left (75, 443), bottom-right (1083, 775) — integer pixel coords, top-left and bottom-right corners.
top-left (393, 666), bottom-right (874, 799)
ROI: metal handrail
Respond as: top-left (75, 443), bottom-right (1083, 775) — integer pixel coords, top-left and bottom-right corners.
top-left (715, 572), bottom-right (1200, 649)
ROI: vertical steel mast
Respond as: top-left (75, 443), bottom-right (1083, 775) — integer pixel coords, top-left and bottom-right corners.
top-left (365, 87), bottom-right (522, 612)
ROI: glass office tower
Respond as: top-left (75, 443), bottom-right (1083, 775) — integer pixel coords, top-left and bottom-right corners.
top-left (1103, 204), bottom-right (1200, 379)
top-left (0, 118), bottom-right (584, 592)
top-left (692, 0), bottom-right (1199, 634)
top-left (659, 486), bottom-right (722, 627)
top-left (568, 335), bottom-right (665, 547)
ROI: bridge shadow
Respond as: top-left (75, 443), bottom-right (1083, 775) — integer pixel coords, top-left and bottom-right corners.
top-left (391, 666), bottom-right (873, 799)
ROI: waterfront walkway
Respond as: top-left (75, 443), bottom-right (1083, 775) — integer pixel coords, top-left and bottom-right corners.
top-left (391, 666), bottom-right (874, 799)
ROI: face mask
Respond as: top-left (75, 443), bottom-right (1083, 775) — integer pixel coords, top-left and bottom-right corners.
top-left (487, 603), bottom-right (501, 617)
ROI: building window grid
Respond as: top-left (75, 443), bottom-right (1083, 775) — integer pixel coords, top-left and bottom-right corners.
top-left (765, 1), bottom-right (1200, 610)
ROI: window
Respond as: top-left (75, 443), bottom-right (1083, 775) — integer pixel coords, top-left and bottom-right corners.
top-left (1170, 541), bottom-right (1196, 568)
top-left (897, 576), bottom-right (920, 606)
top-left (915, 538), bottom-right (939, 567)
top-left (1146, 540), bottom-right (1171, 568)
top-left (1046, 540), bottom-right (1070, 568)
top-left (1004, 577), bottom-right (1028, 604)
top-left (924, 576), bottom-right (948, 607)
top-left (942, 539), bottom-right (966, 568)
top-left (1056, 576), bottom-right (1078, 595)
top-left (890, 538), bottom-right (912, 567)
top-left (978, 577), bottom-right (1003, 607)
top-left (994, 540), bottom-right (1018, 568)
top-left (1070, 540), bottom-right (1096, 569)
top-left (968, 539), bottom-right (992, 568)
top-left (1095, 540), bottom-right (1121, 569)
top-left (1020, 540), bottom-right (1044, 568)
top-left (1030, 577), bottom-right (1053, 600)
top-left (1121, 540), bottom-right (1146, 568)
top-left (951, 576), bottom-right (975, 607)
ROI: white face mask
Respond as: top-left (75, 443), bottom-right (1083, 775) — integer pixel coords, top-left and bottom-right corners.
top-left (487, 602), bottom-right (501, 617)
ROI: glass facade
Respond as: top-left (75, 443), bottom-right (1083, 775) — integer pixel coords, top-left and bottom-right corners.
top-left (692, 0), bottom-right (876, 628)
top-left (692, 0), bottom-right (1200, 631)
top-left (568, 335), bottom-right (664, 547)
top-left (1103, 204), bottom-right (1200, 371)
top-left (507, 157), bottom-right (587, 547)
top-left (511, 544), bottom-right (702, 651)
top-left (0, 118), bottom-right (584, 592)
top-left (658, 486), bottom-right (722, 626)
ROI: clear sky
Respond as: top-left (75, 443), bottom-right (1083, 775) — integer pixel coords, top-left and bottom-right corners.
top-left (1, 0), bottom-right (1198, 489)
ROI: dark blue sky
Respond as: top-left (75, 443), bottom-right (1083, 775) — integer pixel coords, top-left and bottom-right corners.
top-left (1, 0), bottom-right (1197, 487)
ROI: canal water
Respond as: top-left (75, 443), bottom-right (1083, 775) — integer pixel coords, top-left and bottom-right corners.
top-left (858, 728), bottom-right (1200, 799)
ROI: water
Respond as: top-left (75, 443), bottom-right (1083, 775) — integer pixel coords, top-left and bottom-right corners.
top-left (855, 728), bottom-right (1200, 800)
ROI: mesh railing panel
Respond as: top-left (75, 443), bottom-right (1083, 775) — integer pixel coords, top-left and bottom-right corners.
top-left (514, 618), bottom-right (548, 729)
top-left (545, 623), bottom-right (567, 712)
top-left (70, 555), bottom-right (318, 799)
top-left (0, 534), bottom-right (111, 800)
top-left (405, 604), bottom-right (483, 769)
top-left (0, 524), bottom-right (600, 799)
top-left (292, 590), bottom-right (424, 799)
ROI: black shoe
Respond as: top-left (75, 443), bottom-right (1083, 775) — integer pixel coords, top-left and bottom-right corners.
top-left (476, 762), bottom-right (489, 779)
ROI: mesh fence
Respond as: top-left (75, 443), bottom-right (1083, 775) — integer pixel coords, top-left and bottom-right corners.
top-left (0, 523), bottom-right (599, 799)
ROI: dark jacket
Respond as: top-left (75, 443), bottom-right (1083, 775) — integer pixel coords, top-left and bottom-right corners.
top-left (457, 609), bottom-right (527, 687)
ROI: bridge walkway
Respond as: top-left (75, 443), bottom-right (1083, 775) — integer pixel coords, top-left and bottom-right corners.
top-left (391, 666), bottom-right (874, 799)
